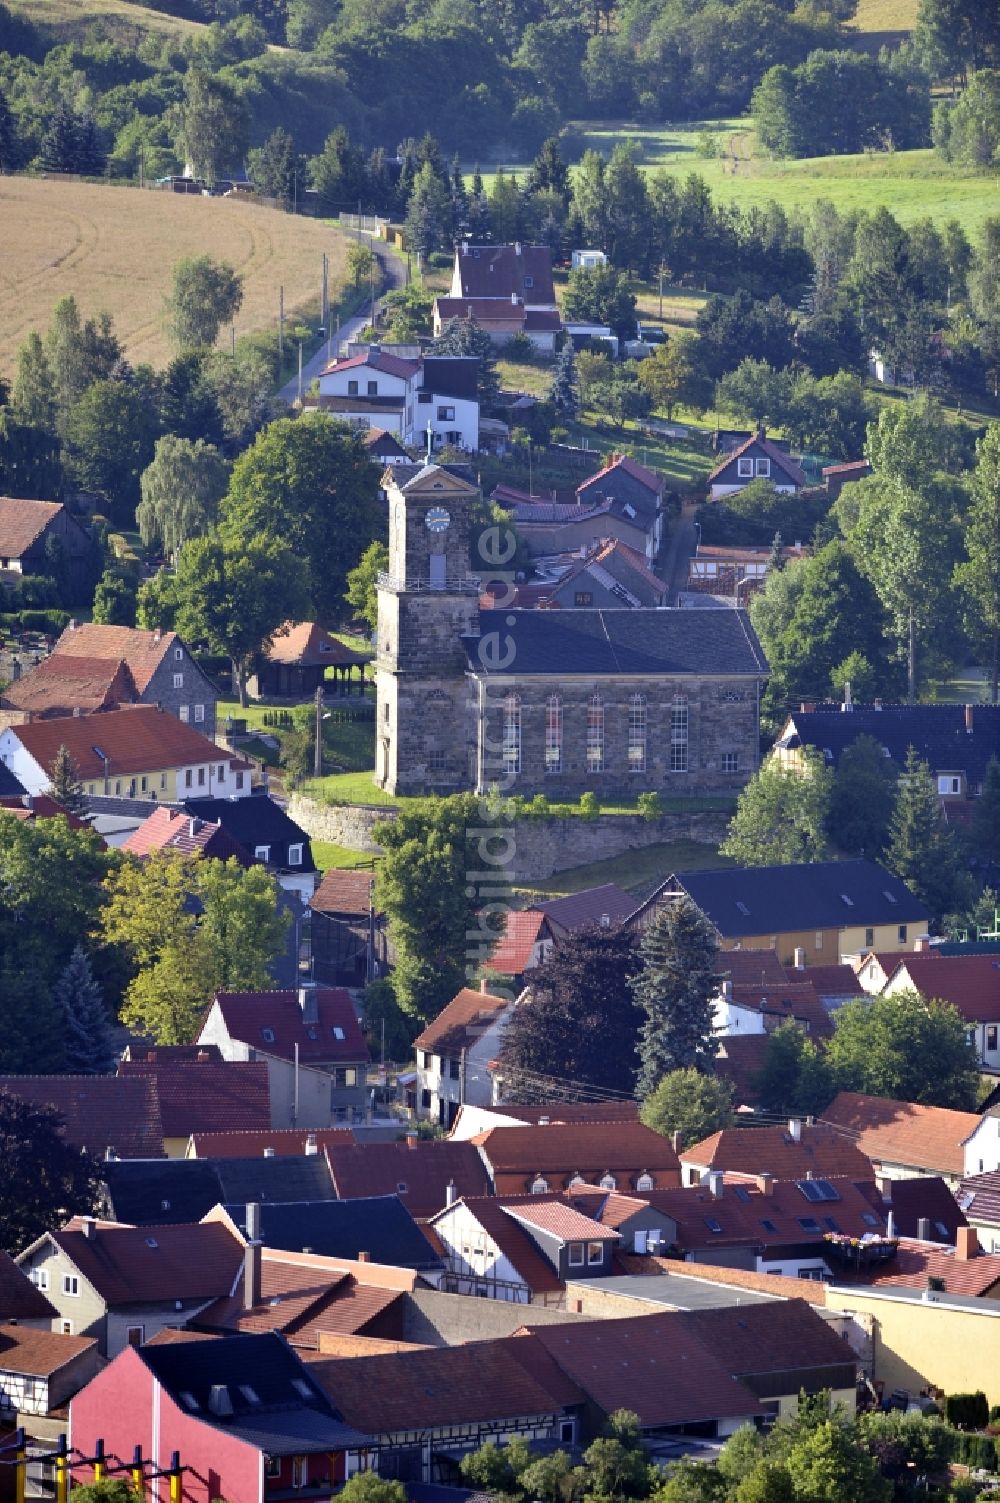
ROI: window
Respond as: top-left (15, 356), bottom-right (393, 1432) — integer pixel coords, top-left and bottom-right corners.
top-left (115, 780), bottom-right (122, 795)
top-left (628, 694), bottom-right (646, 773)
top-left (421, 1052), bottom-right (432, 1070)
top-left (32, 1269), bottom-right (49, 1290)
top-left (568, 1243), bottom-right (585, 1266)
top-left (704, 1218), bottom-right (723, 1234)
top-left (217, 765), bottom-right (225, 781)
top-left (815, 931), bottom-right (823, 951)
top-left (197, 767), bottom-right (205, 786)
top-left (738, 457), bottom-right (754, 478)
top-left (755, 458), bottom-right (770, 477)
top-left (861, 1213), bottom-right (879, 1227)
top-left (140, 776), bottom-right (147, 793)
top-left (418, 391), bottom-right (432, 404)
top-left (288, 843), bottom-right (303, 866)
top-left (421, 1089), bottom-right (431, 1110)
top-left (265, 1459), bottom-right (281, 1480)
top-left (332, 1026), bottom-right (345, 1040)
top-left (524, 276), bottom-right (534, 289)
top-left (545, 695), bottom-right (562, 773)
top-left (194, 703), bottom-right (205, 722)
top-left (574, 591), bottom-right (593, 607)
top-left (938, 775), bottom-right (961, 795)
top-left (428, 748), bottom-right (446, 772)
top-left (348, 380), bottom-right (359, 396)
top-left (437, 406), bottom-right (455, 421)
top-left (173, 673), bottom-right (184, 689)
top-left (126, 1325), bottom-right (144, 1347)
top-left (261, 1028), bottom-right (275, 1043)
top-left (367, 380), bottom-right (378, 396)
top-left (502, 692), bottom-right (521, 776)
top-left (174, 647), bottom-right (183, 661)
top-left (448, 1058), bottom-right (460, 1080)
top-left (62, 1274), bottom-right (79, 1296)
top-left (235, 771), bottom-right (244, 790)
top-left (823, 1217), bottom-right (842, 1233)
top-left (292, 1457), bottom-right (307, 1490)
top-left (60, 1320), bottom-right (73, 1335)
top-left (722, 752), bottom-right (738, 774)
top-left (429, 553), bottom-right (446, 589)
top-left (865, 927), bottom-right (874, 947)
top-left (636, 1172), bottom-right (654, 1191)
top-left (586, 694), bottom-right (604, 772)
top-left (334, 1067), bottom-right (358, 1088)
top-left (178, 705), bottom-right (189, 723)
top-left (384, 704), bottom-right (390, 724)
top-left (588, 1241), bottom-right (604, 1265)
top-left (599, 1173), bottom-right (617, 1190)
top-left (670, 695), bottom-right (688, 772)
top-left (560, 1420), bottom-right (575, 1444)
top-left (988, 1026), bottom-right (998, 1051)
top-left (898, 924), bottom-right (908, 944)
top-left (255, 845), bottom-right (271, 861)
top-left (531, 1176), bottom-right (549, 1194)
top-left (760, 1219), bottom-right (778, 1234)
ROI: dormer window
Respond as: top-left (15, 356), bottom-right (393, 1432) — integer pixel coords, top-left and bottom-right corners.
top-left (261, 1028), bottom-right (275, 1043)
top-left (635, 1172), bottom-right (653, 1191)
top-left (332, 1026), bottom-right (345, 1040)
top-left (531, 1175), bottom-right (549, 1194)
top-left (599, 1173), bottom-right (616, 1190)
top-left (255, 845), bottom-right (271, 862)
top-left (288, 844), bottom-right (303, 866)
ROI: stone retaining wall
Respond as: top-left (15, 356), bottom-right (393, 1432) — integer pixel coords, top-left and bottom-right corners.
top-left (289, 794), bottom-right (729, 882)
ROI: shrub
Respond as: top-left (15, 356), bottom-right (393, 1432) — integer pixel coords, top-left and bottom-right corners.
top-left (526, 793), bottom-right (551, 818)
top-left (0, 609), bottom-right (71, 635)
top-left (579, 791), bottom-right (600, 820)
top-left (637, 791), bottom-right (663, 820)
top-left (502, 333), bottom-right (536, 364)
top-left (946, 1393), bottom-right (990, 1432)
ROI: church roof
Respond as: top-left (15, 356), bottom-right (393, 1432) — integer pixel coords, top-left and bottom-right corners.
top-left (463, 609), bottom-right (768, 678)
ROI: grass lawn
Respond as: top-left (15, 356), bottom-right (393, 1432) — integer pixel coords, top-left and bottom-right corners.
top-left (498, 358), bottom-right (552, 399)
top-left (930, 668), bottom-right (992, 703)
top-left (301, 770), bottom-right (405, 806)
top-left (310, 839), bottom-right (379, 872)
top-left (218, 697), bottom-right (375, 778)
top-left (569, 413), bottom-right (715, 491)
top-left (515, 839), bottom-right (733, 900)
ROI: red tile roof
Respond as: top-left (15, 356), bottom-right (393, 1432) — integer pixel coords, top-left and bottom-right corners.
top-left (822, 460), bottom-right (871, 476)
top-left (473, 1122), bottom-right (679, 1192)
top-left (578, 454), bottom-right (664, 500)
top-left (0, 498), bottom-right (64, 558)
top-left (122, 806), bottom-right (248, 862)
top-left (2, 655), bottom-right (137, 716)
top-left (958, 1170), bottom-right (1000, 1226)
top-left (534, 884), bottom-right (636, 934)
top-left (0, 1075), bottom-right (164, 1159)
top-left (117, 1058), bottom-right (271, 1138)
top-left (485, 911), bottom-right (547, 975)
top-left (210, 989), bottom-right (370, 1064)
top-left (619, 1252), bottom-right (828, 1305)
top-left (309, 869), bottom-right (378, 917)
top-left (707, 432), bottom-right (808, 488)
top-left (326, 1139), bottom-right (492, 1219)
top-left (730, 980), bottom-right (833, 1039)
top-left (7, 706), bottom-right (235, 780)
top-left (0, 1250), bottom-right (57, 1320)
top-left (592, 537), bottom-right (666, 596)
top-left (642, 1175), bottom-right (886, 1251)
top-left (430, 1197), bottom-right (563, 1294)
top-left (46, 1219), bottom-right (244, 1305)
top-left (886, 953), bottom-right (1000, 1024)
top-left (265, 622), bottom-right (367, 668)
top-left (843, 1236), bottom-right (1000, 1296)
top-left (801, 964), bottom-right (864, 1001)
top-left (0, 1324), bottom-right (96, 1377)
top-left (197, 1259), bottom-right (402, 1343)
top-left (434, 297), bottom-right (527, 327)
top-left (414, 987), bottom-right (512, 1054)
top-left (714, 950), bottom-right (790, 987)
top-left (50, 625), bottom-right (177, 693)
top-left (524, 310), bottom-right (562, 331)
top-left (564, 1185), bottom-right (651, 1230)
top-left (821, 1092), bottom-right (979, 1177)
top-left (682, 1124), bottom-right (872, 1181)
top-left (320, 351), bottom-right (420, 380)
top-left (0, 796), bottom-right (90, 831)
top-left (188, 1129), bottom-right (354, 1158)
top-left (504, 1198), bottom-right (620, 1244)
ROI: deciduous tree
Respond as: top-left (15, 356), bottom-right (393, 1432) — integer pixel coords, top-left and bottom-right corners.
top-left (639, 1068), bottom-right (734, 1148)
top-left (754, 1022), bottom-right (835, 1116)
top-left (0, 1089), bottom-right (102, 1253)
top-left (828, 733), bottom-right (898, 856)
top-left (169, 69), bottom-right (248, 184)
top-left (955, 421), bottom-right (1000, 700)
top-left (721, 749), bottom-right (832, 865)
top-left (64, 380), bottom-right (159, 525)
top-left (137, 435), bottom-right (228, 557)
top-left (826, 990), bottom-right (980, 1108)
top-left (631, 897), bottom-right (719, 1096)
top-left (345, 540), bottom-right (388, 631)
top-left (165, 256), bottom-right (244, 352)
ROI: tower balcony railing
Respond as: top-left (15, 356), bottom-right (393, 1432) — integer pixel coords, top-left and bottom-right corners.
top-left (377, 571), bottom-right (482, 595)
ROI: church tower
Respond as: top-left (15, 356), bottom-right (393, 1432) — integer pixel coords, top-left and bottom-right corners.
top-left (374, 464), bottom-right (481, 795)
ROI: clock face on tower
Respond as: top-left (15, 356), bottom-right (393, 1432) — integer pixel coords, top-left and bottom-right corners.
top-left (425, 506), bottom-right (451, 534)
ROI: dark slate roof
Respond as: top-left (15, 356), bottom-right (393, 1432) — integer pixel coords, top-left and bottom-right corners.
top-left (420, 356), bottom-right (479, 401)
top-left (222, 1196), bottom-right (442, 1271)
top-left (390, 463), bottom-right (477, 488)
top-left (777, 704), bottom-right (1000, 785)
top-left (657, 859), bottom-right (929, 937)
top-left (138, 1332), bottom-right (370, 1454)
top-left (463, 609), bottom-right (768, 678)
top-left (0, 761), bottom-right (26, 797)
top-left (178, 795), bottom-right (316, 873)
top-left (101, 1156), bottom-right (335, 1225)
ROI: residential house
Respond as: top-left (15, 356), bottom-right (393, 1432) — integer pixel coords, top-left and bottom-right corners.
top-left (309, 1336), bottom-right (581, 1483)
top-left (629, 861), bottom-right (930, 968)
top-left (69, 1332), bottom-right (371, 1502)
top-left (246, 621), bottom-right (368, 700)
top-left (414, 987), bottom-right (518, 1127)
top-left (575, 456), bottom-right (666, 562)
top-left (99, 1155), bottom-right (336, 1227)
top-left (707, 430), bottom-right (809, 499)
top-left (0, 1326), bottom-right (99, 1421)
top-left (822, 1091), bottom-right (979, 1185)
top-left (957, 1171), bottom-right (1000, 1253)
top-left (434, 242), bottom-right (562, 353)
top-left (686, 542), bottom-right (808, 601)
top-left (841, 1226), bottom-right (1000, 1300)
top-left (0, 1251), bottom-right (59, 1327)
top-left (0, 792), bottom-right (91, 830)
top-left (17, 1218), bottom-right (245, 1357)
top-left (185, 1128), bottom-right (354, 1159)
top-left (0, 497), bottom-right (96, 598)
top-left (871, 1174), bottom-right (967, 1245)
top-left (487, 885), bottom-right (637, 983)
top-left (0, 1075), bottom-right (165, 1160)
top-left (116, 1054), bottom-right (271, 1157)
top-left (48, 622), bottom-right (219, 734)
top-left (0, 760), bottom-right (25, 797)
top-left (430, 1195), bottom-right (620, 1304)
top-left (879, 952), bottom-right (1000, 1071)
top-left (122, 804), bottom-right (250, 866)
top-left (178, 794), bottom-right (319, 899)
top-left (0, 706), bottom-right (250, 803)
top-left (325, 1137), bottom-right (492, 1220)
top-left (563, 1184), bottom-right (678, 1255)
top-left (207, 1196), bottom-right (443, 1274)
top-left (0, 653), bottom-right (138, 725)
top-left (571, 250), bottom-right (607, 270)
top-left (545, 539), bottom-right (668, 609)
top-left (363, 427), bottom-right (411, 467)
top-left (472, 1122), bottom-right (681, 1196)
top-left (822, 459), bottom-right (871, 500)
top-left (316, 349), bottom-right (480, 452)
top-left (774, 701), bottom-right (1000, 804)
top-left (711, 971), bottom-right (834, 1045)
top-left (199, 985), bottom-right (371, 1125)
top-left (506, 497), bottom-right (651, 560)
top-left (679, 1122), bottom-right (872, 1188)
top-left (309, 869), bottom-right (387, 988)
top-left (962, 1109), bottom-right (1000, 1178)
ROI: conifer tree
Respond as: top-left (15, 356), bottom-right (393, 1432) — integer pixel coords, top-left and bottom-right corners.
top-left (39, 101), bottom-right (79, 173)
top-left (886, 745), bottom-right (971, 928)
top-left (547, 340), bottom-right (579, 418)
top-left (55, 945), bottom-right (115, 1074)
top-left (631, 897), bottom-right (719, 1098)
top-left (48, 744), bottom-right (88, 816)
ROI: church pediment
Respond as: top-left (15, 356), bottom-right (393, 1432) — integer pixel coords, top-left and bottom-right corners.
top-left (400, 464), bottom-right (479, 500)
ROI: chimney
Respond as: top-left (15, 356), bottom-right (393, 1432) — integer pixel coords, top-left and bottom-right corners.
top-left (446, 1179), bottom-right (458, 1208)
top-left (965, 703), bottom-right (974, 734)
top-left (914, 935), bottom-right (932, 952)
top-left (511, 291), bottom-right (518, 306)
top-left (538, 1115), bottom-right (550, 1126)
top-left (874, 698), bottom-right (883, 710)
top-left (886, 1210), bottom-right (896, 1240)
top-left (357, 1251), bottom-right (370, 1263)
top-left (196, 1049), bottom-right (210, 1063)
top-left (600, 914), bottom-right (610, 928)
top-left (707, 1169), bottom-right (724, 1198)
top-left (406, 1133), bottom-right (418, 1149)
top-left (793, 947), bottom-right (806, 970)
top-left (788, 1118), bottom-right (802, 1142)
top-left (243, 1239), bottom-right (262, 1310)
top-left (799, 702), bottom-right (816, 713)
top-left (480, 978), bottom-right (488, 993)
top-left (153, 628), bottom-right (161, 644)
top-left (79, 1217), bottom-right (96, 1239)
top-left (10, 659), bottom-right (20, 681)
top-left (298, 984), bottom-right (318, 1025)
top-left (917, 1216), bottom-right (930, 1241)
top-left (956, 1226), bottom-right (980, 1260)
top-left (245, 1201), bottom-right (261, 1242)
top-left (189, 817), bottom-right (199, 838)
top-left (843, 680), bottom-right (853, 712)
top-left (671, 1131), bottom-right (683, 1154)
top-left (722, 978), bottom-right (733, 1001)
top-left (305, 1134), bottom-right (318, 1156)
top-left (146, 1050), bottom-right (156, 1062)
top-left (514, 241), bottom-right (522, 256)
top-left (757, 1172), bottom-right (774, 1196)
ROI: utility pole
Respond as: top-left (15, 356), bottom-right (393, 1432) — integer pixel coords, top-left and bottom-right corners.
top-left (278, 284), bottom-right (284, 360)
top-left (321, 252), bottom-right (329, 329)
top-left (313, 684), bottom-right (324, 777)
top-left (139, 143), bottom-right (144, 190)
top-left (297, 341), bottom-right (303, 403)
top-left (230, 323), bottom-right (236, 357)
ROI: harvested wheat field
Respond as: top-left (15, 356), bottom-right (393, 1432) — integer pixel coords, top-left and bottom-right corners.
top-left (0, 177), bottom-right (349, 375)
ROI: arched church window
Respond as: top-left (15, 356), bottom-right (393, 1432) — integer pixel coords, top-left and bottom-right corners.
top-left (586, 694), bottom-right (604, 773)
top-left (502, 692), bottom-right (521, 776)
top-left (628, 693), bottom-right (646, 773)
top-left (670, 695), bottom-right (689, 773)
top-left (545, 695), bottom-right (562, 773)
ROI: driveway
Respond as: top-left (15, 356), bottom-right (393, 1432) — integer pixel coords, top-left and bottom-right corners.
top-left (661, 499), bottom-right (700, 604)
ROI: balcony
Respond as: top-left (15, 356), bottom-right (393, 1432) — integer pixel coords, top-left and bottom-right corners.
top-left (377, 572), bottom-right (481, 595)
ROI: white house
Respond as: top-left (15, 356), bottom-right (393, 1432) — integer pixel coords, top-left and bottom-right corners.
top-left (316, 349), bottom-right (480, 453)
top-left (412, 986), bottom-right (519, 1130)
top-left (571, 249), bottom-right (608, 271)
top-left (428, 1197), bottom-right (567, 1305)
top-left (964, 1111), bottom-right (1000, 1179)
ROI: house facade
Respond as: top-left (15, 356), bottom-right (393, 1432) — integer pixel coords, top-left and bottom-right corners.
top-left (48, 623), bottom-right (219, 734)
top-left (316, 349), bottom-right (480, 453)
top-left (0, 497), bottom-right (98, 599)
top-left (413, 987), bottom-right (516, 1128)
top-left (707, 431), bottom-right (808, 499)
top-left (576, 456), bottom-right (665, 562)
top-left (434, 243), bottom-right (562, 353)
top-left (880, 953), bottom-right (1000, 1071)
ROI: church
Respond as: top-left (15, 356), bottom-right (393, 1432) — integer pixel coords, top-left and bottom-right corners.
top-left (374, 464), bottom-right (770, 798)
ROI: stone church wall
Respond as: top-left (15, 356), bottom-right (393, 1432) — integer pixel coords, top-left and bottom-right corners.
top-left (288, 794), bottom-right (729, 881)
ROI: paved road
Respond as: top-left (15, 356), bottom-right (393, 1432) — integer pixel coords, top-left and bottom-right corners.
top-left (276, 238), bottom-right (405, 405)
top-left (661, 500), bottom-right (700, 605)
